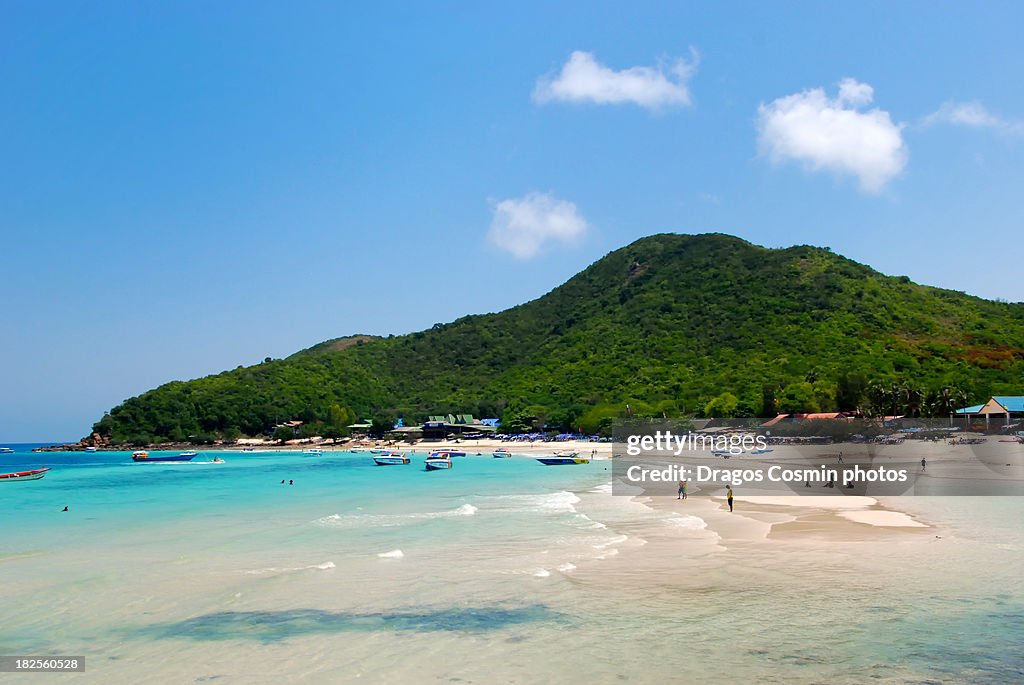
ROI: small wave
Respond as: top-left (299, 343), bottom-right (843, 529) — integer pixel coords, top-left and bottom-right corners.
top-left (570, 513), bottom-right (608, 530)
top-left (592, 534), bottom-right (628, 550)
top-left (532, 568), bottom-right (551, 578)
top-left (378, 549), bottom-right (404, 559)
top-left (595, 548), bottom-right (619, 559)
top-left (492, 491), bottom-right (581, 514)
top-left (454, 503), bottom-right (478, 516)
top-left (245, 561), bottom-right (335, 575)
top-left (557, 563), bottom-right (577, 573)
top-left (588, 482), bottom-right (613, 494)
top-left (665, 515), bottom-right (709, 531)
top-left (315, 503), bottom-right (477, 528)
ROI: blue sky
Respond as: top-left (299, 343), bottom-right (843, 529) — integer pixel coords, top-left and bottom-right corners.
top-left (3, 2), bottom-right (1023, 441)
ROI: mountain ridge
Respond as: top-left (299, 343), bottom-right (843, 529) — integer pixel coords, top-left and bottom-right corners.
top-left (90, 233), bottom-right (1024, 444)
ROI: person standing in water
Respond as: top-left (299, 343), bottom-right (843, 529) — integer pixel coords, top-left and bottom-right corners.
top-left (726, 486), bottom-right (734, 512)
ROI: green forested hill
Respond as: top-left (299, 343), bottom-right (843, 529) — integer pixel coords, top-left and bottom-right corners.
top-left (92, 234), bottom-right (1024, 443)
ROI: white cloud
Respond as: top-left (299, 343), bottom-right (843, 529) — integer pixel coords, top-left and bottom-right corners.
top-left (923, 101), bottom-right (1024, 135)
top-left (757, 78), bottom-right (907, 193)
top-left (487, 192), bottom-right (588, 259)
top-left (533, 50), bottom-right (698, 110)
top-left (837, 78), bottom-right (874, 107)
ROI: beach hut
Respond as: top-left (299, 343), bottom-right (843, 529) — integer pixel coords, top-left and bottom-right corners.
top-left (955, 396), bottom-right (1024, 428)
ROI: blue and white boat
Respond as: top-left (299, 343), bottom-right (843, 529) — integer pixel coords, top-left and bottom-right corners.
top-left (424, 453), bottom-right (453, 470)
top-left (304, 447), bottom-right (323, 456)
top-left (373, 452), bottom-right (410, 466)
top-left (429, 450), bottom-right (466, 458)
top-left (492, 448), bottom-right (512, 458)
top-left (536, 455), bottom-right (590, 466)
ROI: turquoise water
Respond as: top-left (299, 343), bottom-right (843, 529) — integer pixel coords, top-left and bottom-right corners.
top-left (2, 446), bottom-right (1023, 683)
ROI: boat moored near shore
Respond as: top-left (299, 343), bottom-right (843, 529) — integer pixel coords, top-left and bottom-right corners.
top-left (536, 455), bottom-right (590, 466)
top-left (424, 453), bottom-right (453, 470)
top-left (1, 467), bottom-right (50, 482)
top-left (132, 451), bottom-right (196, 462)
top-left (373, 452), bottom-right (411, 466)
top-left (429, 450), bottom-right (466, 458)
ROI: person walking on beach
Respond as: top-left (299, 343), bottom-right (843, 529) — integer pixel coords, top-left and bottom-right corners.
top-left (837, 452), bottom-right (844, 464)
top-left (921, 457), bottom-right (926, 471)
top-left (678, 480), bottom-right (687, 500)
top-left (726, 486), bottom-right (734, 512)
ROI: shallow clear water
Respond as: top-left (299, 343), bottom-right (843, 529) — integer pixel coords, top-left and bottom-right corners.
top-left (1, 447), bottom-right (1022, 683)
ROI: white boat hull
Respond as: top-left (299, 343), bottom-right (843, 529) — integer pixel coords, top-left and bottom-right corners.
top-left (424, 459), bottom-right (452, 470)
top-left (374, 456), bottom-right (410, 466)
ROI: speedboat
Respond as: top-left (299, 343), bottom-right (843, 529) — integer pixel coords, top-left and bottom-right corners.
top-left (429, 450), bottom-right (466, 458)
top-left (132, 451), bottom-right (195, 462)
top-left (0, 466), bottom-right (49, 482)
top-left (536, 455), bottom-right (590, 466)
top-left (424, 453), bottom-right (453, 470)
top-left (0, 447), bottom-right (14, 454)
top-left (304, 447), bottom-right (324, 456)
top-left (554, 449), bottom-right (579, 458)
top-left (84, 447), bottom-right (97, 452)
top-left (492, 448), bottom-right (512, 458)
top-left (373, 452), bottom-right (411, 466)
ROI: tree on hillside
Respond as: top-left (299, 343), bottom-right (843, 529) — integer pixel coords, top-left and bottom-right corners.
top-left (836, 373), bottom-right (867, 412)
top-left (704, 392), bottom-right (739, 418)
top-left (368, 417), bottom-right (394, 438)
top-left (499, 408), bottom-right (536, 434)
top-left (778, 382), bottom-right (819, 413)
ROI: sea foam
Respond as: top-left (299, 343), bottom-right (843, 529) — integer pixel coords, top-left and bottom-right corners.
top-left (315, 503), bottom-right (477, 528)
top-left (245, 561), bottom-right (335, 575)
top-left (664, 515), bottom-right (709, 531)
top-left (493, 491), bottom-right (581, 514)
